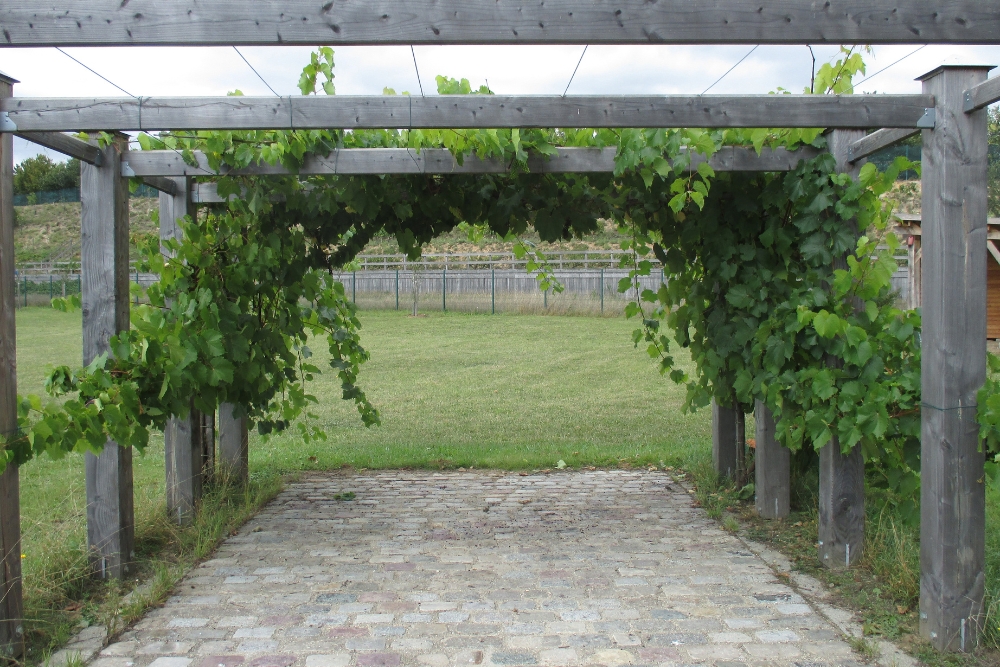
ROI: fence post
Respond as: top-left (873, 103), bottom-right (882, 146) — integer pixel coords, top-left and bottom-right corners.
top-left (49, 275), bottom-right (52, 300)
top-left (0, 72), bottom-right (24, 658)
top-left (21, 276), bottom-right (25, 308)
top-left (544, 287), bottom-right (548, 309)
top-left (754, 400), bottom-right (789, 519)
top-left (159, 177), bottom-right (203, 525)
top-left (491, 268), bottom-right (495, 315)
top-left (818, 129), bottom-right (868, 570)
top-left (442, 268), bottom-right (447, 312)
top-left (711, 399), bottom-right (739, 480)
top-left (219, 403), bottom-right (249, 482)
top-left (395, 269), bottom-right (399, 311)
top-left (352, 271), bottom-right (356, 303)
top-left (600, 269), bottom-right (604, 313)
top-left (918, 64), bottom-right (990, 652)
top-left (81, 132), bottom-right (134, 579)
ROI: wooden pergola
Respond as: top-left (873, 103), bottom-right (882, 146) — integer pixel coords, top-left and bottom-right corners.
top-left (1, 0), bottom-right (998, 655)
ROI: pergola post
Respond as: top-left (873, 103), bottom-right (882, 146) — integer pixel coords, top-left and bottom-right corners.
top-left (159, 178), bottom-right (204, 524)
top-left (817, 129), bottom-right (867, 569)
top-left (754, 400), bottom-right (789, 519)
top-left (918, 64), bottom-right (992, 652)
top-left (81, 133), bottom-right (134, 579)
top-left (218, 403), bottom-right (249, 482)
top-left (711, 399), bottom-right (739, 480)
top-left (0, 71), bottom-right (24, 658)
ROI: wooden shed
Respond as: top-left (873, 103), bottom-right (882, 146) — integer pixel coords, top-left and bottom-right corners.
top-left (895, 213), bottom-right (1000, 339)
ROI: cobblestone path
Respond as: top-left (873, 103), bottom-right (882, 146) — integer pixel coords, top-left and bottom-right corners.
top-left (95, 470), bottom-right (865, 667)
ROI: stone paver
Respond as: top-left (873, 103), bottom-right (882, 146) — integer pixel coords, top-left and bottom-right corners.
top-left (97, 471), bottom-right (866, 667)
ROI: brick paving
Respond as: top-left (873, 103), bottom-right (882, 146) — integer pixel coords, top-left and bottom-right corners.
top-left (93, 470), bottom-right (866, 667)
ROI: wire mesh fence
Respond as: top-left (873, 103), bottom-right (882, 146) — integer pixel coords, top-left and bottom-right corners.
top-left (333, 268), bottom-right (664, 316)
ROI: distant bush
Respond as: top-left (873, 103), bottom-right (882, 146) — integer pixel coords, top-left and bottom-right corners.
top-left (13, 156), bottom-right (80, 195)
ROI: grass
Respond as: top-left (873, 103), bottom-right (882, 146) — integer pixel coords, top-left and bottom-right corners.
top-left (254, 309), bottom-right (710, 472)
top-left (13, 198), bottom-right (159, 264)
top-left (12, 306), bottom-right (712, 664)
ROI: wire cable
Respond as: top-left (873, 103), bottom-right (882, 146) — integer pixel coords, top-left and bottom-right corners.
top-left (411, 46), bottom-right (425, 97)
top-left (55, 47), bottom-right (135, 97)
top-left (701, 45), bottom-right (759, 95)
top-left (562, 45), bottom-right (589, 97)
top-left (852, 45), bottom-right (927, 89)
top-left (233, 47), bottom-right (281, 97)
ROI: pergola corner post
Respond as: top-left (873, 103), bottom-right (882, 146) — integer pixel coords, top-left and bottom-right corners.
top-left (218, 403), bottom-right (249, 483)
top-left (918, 64), bottom-right (992, 652)
top-left (711, 399), bottom-right (739, 480)
top-left (817, 129), bottom-right (867, 570)
top-left (0, 71), bottom-right (24, 658)
top-left (754, 400), bottom-right (790, 519)
top-left (81, 133), bottom-right (134, 579)
top-left (159, 177), bottom-right (205, 524)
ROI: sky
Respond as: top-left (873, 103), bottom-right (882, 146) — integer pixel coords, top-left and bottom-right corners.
top-left (5, 42), bottom-right (1000, 165)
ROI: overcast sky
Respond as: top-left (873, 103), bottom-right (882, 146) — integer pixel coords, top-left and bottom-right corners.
top-left (6, 42), bottom-right (1000, 164)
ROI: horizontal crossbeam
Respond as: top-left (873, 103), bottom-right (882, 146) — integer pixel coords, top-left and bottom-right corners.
top-left (15, 131), bottom-right (103, 165)
top-left (964, 76), bottom-right (1000, 112)
top-left (124, 146), bottom-right (819, 178)
top-left (848, 128), bottom-right (920, 163)
top-left (1, 94), bottom-right (935, 132)
top-left (2, 1), bottom-right (998, 46)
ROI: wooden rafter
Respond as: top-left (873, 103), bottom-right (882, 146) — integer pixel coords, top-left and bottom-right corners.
top-left (2, 1), bottom-right (998, 47)
top-left (123, 146), bottom-right (819, 178)
top-left (1, 94), bottom-right (934, 132)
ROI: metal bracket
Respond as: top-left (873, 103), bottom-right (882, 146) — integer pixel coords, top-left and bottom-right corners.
top-left (916, 108), bottom-right (936, 129)
top-left (964, 90), bottom-right (976, 113)
top-left (0, 112), bottom-right (16, 132)
top-left (121, 161), bottom-right (136, 178)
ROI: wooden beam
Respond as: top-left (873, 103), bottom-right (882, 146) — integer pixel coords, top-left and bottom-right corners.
top-left (818, 129), bottom-right (867, 570)
top-left (711, 399), bottom-right (739, 480)
top-left (160, 177), bottom-right (203, 526)
top-left (919, 64), bottom-right (990, 652)
top-left (988, 240), bottom-right (1000, 266)
top-left (754, 400), bottom-right (789, 519)
top-left (140, 175), bottom-right (177, 195)
top-left (1, 94), bottom-right (935, 132)
top-left (81, 134), bottom-right (134, 580)
top-left (218, 403), bottom-right (249, 483)
top-left (963, 75), bottom-right (1000, 113)
top-left (14, 131), bottom-right (102, 165)
top-left (848, 128), bottom-right (920, 164)
top-left (2, 1), bottom-right (998, 46)
top-left (128, 146), bottom-right (819, 179)
top-left (0, 73), bottom-right (24, 659)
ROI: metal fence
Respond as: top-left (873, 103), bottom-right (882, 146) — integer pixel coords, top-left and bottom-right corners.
top-left (336, 267), bottom-right (662, 316)
top-left (14, 248), bottom-right (913, 313)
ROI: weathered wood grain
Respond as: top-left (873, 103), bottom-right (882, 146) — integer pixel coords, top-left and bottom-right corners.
top-left (754, 400), bottom-right (789, 519)
top-left (919, 65), bottom-right (990, 652)
top-left (127, 146), bottom-right (819, 179)
top-left (711, 399), bottom-right (739, 480)
top-left (848, 128), bottom-right (920, 164)
top-left (14, 131), bottom-right (102, 165)
top-left (140, 175), bottom-right (177, 195)
top-left (2, 1), bottom-right (998, 46)
top-left (0, 73), bottom-right (23, 656)
top-left (963, 74), bottom-right (1000, 113)
top-left (159, 178), bottom-right (204, 526)
top-left (199, 410), bottom-right (215, 485)
top-left (82, 134), bottom-right (134, 579)
top-left (817, 129), bottom-right (866, 570)
top-left (218, 403), bottom-right (249, 483)
top-left (1, 94), bottom-right (935, 132)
